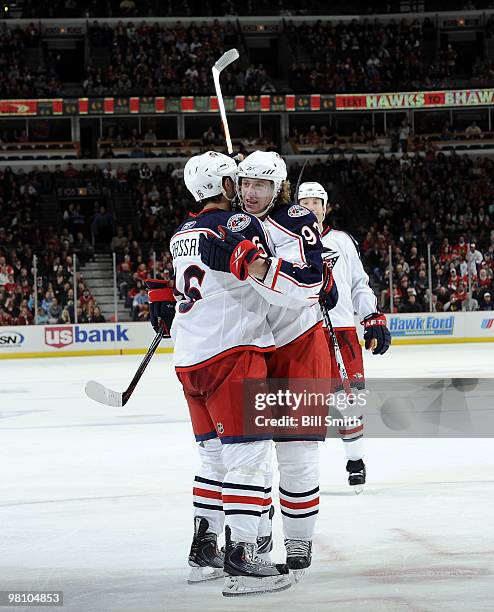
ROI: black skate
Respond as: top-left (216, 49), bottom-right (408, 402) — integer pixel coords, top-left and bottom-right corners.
top-left (223, 526), bottom-right (291, 596)
top-left (187, 517), bottom-right (224, 583)
top-left (285, 539), bottom-right (312, 582)
top-left (256, 506), bottom-right (275, 555)
top-left (347, 459), bottom-right (366, 494)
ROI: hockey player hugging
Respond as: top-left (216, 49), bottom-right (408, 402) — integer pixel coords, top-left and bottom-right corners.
top-left (147, 150), bottom-right (340, 595)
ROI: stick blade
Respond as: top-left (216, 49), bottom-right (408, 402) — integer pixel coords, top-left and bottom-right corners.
top-left (213, 48), bottom-right (239, 72)
top-left (85, 380), bottom-right (123, 407)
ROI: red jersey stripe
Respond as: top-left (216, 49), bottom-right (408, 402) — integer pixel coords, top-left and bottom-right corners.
top-left (193, 487), bottom-right (222, 500)
top-left (222, 494), bottom-right (264, 506)
top-left (280, 497), bottom-right (319, 510)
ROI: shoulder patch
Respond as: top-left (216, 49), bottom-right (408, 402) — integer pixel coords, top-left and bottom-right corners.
top-left (288, 204), bottom-right (311, 218)
top-left (227, 213), bottom-right (252, 232)
top-left (181, 220), bottom-right (196, 230)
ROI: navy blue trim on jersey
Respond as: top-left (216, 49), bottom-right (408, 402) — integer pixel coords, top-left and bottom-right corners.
top-left (194, 430), bottom-right (218, 442)
top-left (194, 475), bottom-right (222, 487)
top-left (342, 434), bottom-right (364, 442)
top-left (193, 502), bottom-right (223, 511)
top-left (222, 481), bottom-right (265, 492)
top-left (173, 208), bottom-right (273, 257)
top-left (219, 433), bottom-right (274, 444)
top-left (268, 203), bottom-right (324, 286)
top-left (280, 509), bottom-right (319, 519)
top-left (273, 434), bottom-right (325, 442)
top-left (341, 229), bottom-right (362, 258)
top-left (279, 486), bottom-right (319, 498)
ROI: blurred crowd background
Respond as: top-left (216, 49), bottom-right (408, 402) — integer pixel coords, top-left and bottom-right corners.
top-left (1, 2), bottom-right (494, 324)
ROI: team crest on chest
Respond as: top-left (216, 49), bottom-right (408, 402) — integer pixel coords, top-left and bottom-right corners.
top-left (323, 248), bottom-right (339, 270)
top-left (288, 204), bottom-right (311, 218)
top-left (182, 220), bottom-right (196, 230)
top-left (227, 213), bottom-right (251, 232)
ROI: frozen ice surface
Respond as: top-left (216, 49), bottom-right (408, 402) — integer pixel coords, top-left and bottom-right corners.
top-left (1, 344), bottom-right (493, 611)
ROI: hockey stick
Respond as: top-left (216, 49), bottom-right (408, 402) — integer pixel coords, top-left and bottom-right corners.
top-left (320, 299), bottom-right (352, 395)
top-left (85, 322), bottom-right (167, 407)
top-left (294, 159), bottom-right (308, 201)
top-left (212, 48), bottom-right (239, 154)
top-left (295, 161), bottom-right (352, 394)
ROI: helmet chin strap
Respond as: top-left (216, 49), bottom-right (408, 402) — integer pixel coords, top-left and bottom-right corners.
top-left (239, 188), bottom-right (278, 218)
top-left (221, 187), bottom-right (235, 202)
top-left (245, 199), bottom-right (275, 219)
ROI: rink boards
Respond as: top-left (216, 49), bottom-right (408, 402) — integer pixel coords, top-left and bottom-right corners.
top-left (0, 311), bottom-right (493, 359)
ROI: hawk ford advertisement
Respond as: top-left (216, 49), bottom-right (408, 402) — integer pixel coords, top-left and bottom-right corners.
top-left (389, 315), bottom-right (455, 337)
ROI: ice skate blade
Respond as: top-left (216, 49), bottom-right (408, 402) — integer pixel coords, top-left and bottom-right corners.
top-left (222, 574), bottom-right (291, 596)
top-left (352, 484), bottom-right (364, 495)
top-left (187, 566), bottom-right (224, 583)
top-left (290, 569), bottom-right (306, 583)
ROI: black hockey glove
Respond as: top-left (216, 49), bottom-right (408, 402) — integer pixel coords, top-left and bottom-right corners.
top-left (145, 278), bottom-right (175, 335)
top-left (361, 313), bottom-right (391, 355)
top-left (319, 261), bottom-right (338, 310)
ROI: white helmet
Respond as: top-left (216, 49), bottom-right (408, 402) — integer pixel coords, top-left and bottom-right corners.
top-left (184, 151), bottom-right (237, 202)
top-left (298, 181), bottom-right (328, 210)
top-left (237, 151), bottom-right (287, 216)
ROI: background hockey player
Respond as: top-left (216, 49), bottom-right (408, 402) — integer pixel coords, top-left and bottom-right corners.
top-left (297, 181), bottom-right (391, 491)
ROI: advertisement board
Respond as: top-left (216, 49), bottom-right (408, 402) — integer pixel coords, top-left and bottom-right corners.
top-left (0, 312), bottom-right (493, 359)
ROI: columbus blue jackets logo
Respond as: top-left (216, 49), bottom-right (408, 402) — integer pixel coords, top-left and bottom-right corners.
top-left (227, 213), bottom-right (251, 232)
top-left (182, 220), bottom-right (196, 230)
top-left (288, 204), bottom-right (311, 218)
top-left (323, 248), bottom-right (339, 270)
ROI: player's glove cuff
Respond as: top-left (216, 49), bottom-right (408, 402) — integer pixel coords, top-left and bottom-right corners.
top-left (229, 239), bottom-right (261, 281)
top-left (361, 313), bottom-right (387, 328)
top-left (361, 313), bottom-right (391, 355)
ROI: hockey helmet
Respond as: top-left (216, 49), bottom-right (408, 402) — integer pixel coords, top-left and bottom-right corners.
top-left (298, 181), bottom-right (328, 210)
top-left (184, 151), bottom-right (237, 202)
top-left (237, 150), bottom-right (287, 217)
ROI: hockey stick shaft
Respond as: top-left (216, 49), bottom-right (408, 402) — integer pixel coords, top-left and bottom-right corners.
top-left (213, 71), bottom-right (233, 154)
top-left (319, 300), bottom-right (352, 395)
top-left (120, 322), bottom-right (167, 405)
top-left (85, 322), bottom-right (167, 407)
top-left (212, 49), bottom-right (239, 154)
top-left (294, 159), bottom-right (308, 201)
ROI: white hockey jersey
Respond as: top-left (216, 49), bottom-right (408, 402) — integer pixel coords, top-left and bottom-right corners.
top-left (170, 209), bottom-right (275, 370)
top-left (259, 203), bottom-right (325, 348)
top-left (320, 226), bottom-right (377, 329)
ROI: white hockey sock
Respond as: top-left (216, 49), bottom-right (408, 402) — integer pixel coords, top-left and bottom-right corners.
top-left (276, 441), bottom-right (320, 541)
top-left (343, 436), bottom-right (364, 462)
top-left (257, 469), bottom-right (273, 538)
top-left (336, 390), bottom-right (364, 462)
top-left (192, 438), bottom-right (226, 536)
top-left (222, 441), bottom-right (272, 543)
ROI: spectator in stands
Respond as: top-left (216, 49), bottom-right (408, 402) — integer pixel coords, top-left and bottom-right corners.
top-left (480, 291), bottom-right (492, 310)
top-left (73, 232), bottom-right (94, 264)
top-left (91, 205), bottom-right (113, 244)
top-left (48, 297), bottom-right (62, 323)
top-left (111, 226), bottom-right (128, 255)
top-left (36, 306), bottom-right (49, 324)
top-left (132, 286), bottom-right (149, 321)
top-left (88, 305), bottom-right (106, 323)
top-left (465, 121), bottom-right (483, 139)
